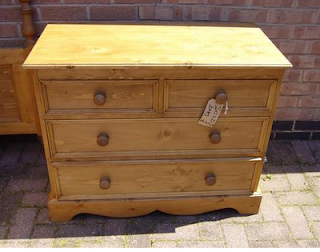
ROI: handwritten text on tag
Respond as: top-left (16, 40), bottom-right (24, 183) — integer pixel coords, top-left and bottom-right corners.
top-left (198, 99), bottom-right (224, 127)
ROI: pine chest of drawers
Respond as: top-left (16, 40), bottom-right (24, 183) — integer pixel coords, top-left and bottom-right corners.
top-left (24, 24), bottom-right (291, 221)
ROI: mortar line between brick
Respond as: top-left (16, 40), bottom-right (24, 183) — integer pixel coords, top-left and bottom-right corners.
top-left (5, 192), bottom-right (24, 238)
top-left (273, 192), bottom-right (290, 225)
top-left (222, 223), bottom-right (249, 248)
top-left (27, 3), bottom-right (320, 12)
top-left (14, 143), bottom-right (26, 167)
top-left (3, 226), bottom-right (9, 240)
top-left (29, 208), bottom-right (40, 239)
top-left (123, 234), bottom-right (129, 248)
top-left (273, 39), bottom-right (320, 43)
top-left (132, 5), bottom-right (320, 12)
top-left (86, 6), bottom-right (90, 20)
top-left (308, 220), bottom-right (320, 242)
top-left (309, 132), bottom-right (313, 141)
top-left (305, 177), bottom-right (320, 204)
top-left (194, 222), bottom-right (202, 242)
top-left (271, 240), bottom-right (298, 247)
top-left (299, 205), bottom-right (320, 239)
top-left (283, 205), bottom-right (315, 241)
top-left (242, 222), bottom-right (251, 248)
top-left (217, 221), bottom-right (226, 247)
top-left (27, 21), bottom-right (320, 28)
top-left (135, 5), bottom-right (139, 20)
top-left (285, 173), bottom-right (295, 191)
top-left (219, 222), bottom-right (227, 248)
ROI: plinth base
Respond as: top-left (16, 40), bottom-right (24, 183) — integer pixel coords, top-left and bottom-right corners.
top-left (48, 191), bottom-right (262, 221)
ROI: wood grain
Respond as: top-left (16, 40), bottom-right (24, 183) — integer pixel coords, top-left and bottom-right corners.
top-left (165, 80), bottom-right (276, 116)
top-left (38, 68), bottom-right (282, 80)
top-left (0, 49), bottom-right (38, 134)
top-left (0, 121), bottom-right (36, 134)
top-left (0, 3), bottom-right (39, 135)
top-left (0, 65), bottom-right (19, 121)
top-left (251, 70), bottom-right (285, 192)
top-left (24, 24), bottom-right (292, 69)
top-left (31, 70), bottom-right (60, 199)
top-left (19, 0), bottom-right (36, 48)
top-left (12, 63), bottom-right (37, 124)
top-left (42, 80), bottom-right (158, 113)
top-left (54, 158), bottom-right (258, 199)
top-left (48, 118), bottom-right (268, 158)
top-left (27, 24), bottom-right (291, 220)
top-left (48, 190), bottom-right (262, 221)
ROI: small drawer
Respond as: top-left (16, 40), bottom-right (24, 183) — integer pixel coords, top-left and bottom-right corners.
top-left (165, 80), bottom-right (277, 117)
top-left (53, 158), bottom-right (260, 200)
top-left (47, 117), bottom-right (268, 159)
top-left (41, 80), bottom-right (158, 114)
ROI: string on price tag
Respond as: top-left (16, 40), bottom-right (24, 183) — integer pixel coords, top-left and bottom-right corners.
top-left (198, 99), bottom-right (224, 128)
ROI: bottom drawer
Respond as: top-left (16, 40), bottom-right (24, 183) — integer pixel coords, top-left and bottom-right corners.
top-left (53, 158), bottom-right (261, 200)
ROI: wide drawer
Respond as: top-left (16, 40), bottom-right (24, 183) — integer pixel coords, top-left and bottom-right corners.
top-left (48, 118), bottom-right (268, 159)
top-left (53, 158), bottom-right (260, 200)
top-left (165, 80), bottom-right (277, 117)
top-left (41, 80), bottom-right (158, 114)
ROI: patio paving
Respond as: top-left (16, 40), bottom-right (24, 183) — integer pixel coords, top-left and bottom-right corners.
top-left (0, 137), bottom-right (319, 248)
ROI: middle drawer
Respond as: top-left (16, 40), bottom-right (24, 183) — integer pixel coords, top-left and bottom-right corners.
top-left (47, 118), bottom-right (268, 159)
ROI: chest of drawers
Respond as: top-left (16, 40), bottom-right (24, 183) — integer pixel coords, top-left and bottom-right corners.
top-left (24, 24), bottom-right (291, 221)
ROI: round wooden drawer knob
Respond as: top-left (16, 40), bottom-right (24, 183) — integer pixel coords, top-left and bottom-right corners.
top-left (100, 176), bottom-right (111, 189)
top-left (97, 133), bottom-right (109, 146)
top-left (93, 91), bottom-right (107, 106)
top-left (205, 173), bottom-right (216, 186)
top-left (215, 90), bottom-right (228, 104)
top-left (209, 130), bottom-right (221, 144)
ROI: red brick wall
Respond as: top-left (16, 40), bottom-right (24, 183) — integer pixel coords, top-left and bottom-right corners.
top-left (1, 0), bottom-right (320, 122)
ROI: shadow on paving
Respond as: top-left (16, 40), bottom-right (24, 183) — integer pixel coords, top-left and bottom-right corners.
top-left (0, 136), bottom-right (319, 240)
top-left (33, 208), bottom-right (242, 239)
top-left (0, 135), bottom-right (250, 240)
top-left (265, 140), bottom-right (320, 174)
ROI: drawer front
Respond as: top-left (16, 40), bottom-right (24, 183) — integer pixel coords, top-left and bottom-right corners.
top-left (54, 158), bottom-right (259, 200)
top-left (48, 118), bottom-right (268, 158)
top-left (41, 80), bottom-right (158, 113)
top-left (165, 80), bottom-right (276, 117)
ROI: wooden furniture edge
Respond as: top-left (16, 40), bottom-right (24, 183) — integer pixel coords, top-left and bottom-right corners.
top-left (0, 1), bottom-right (39, 135)
top-left (24, 64), bottom-right (292, 70)
top-left (32, 70), bottom-right (59, 197)
top-left (20, 0), bottom-right (36, 49)
top-left (48, 191), bottom-right (262, 221)
top-left (250, 70), bottom-right (285, 191)
top-left (21, 0), bottom-right (40, 135)
top-left (36, 68), bottom-right (284, 80)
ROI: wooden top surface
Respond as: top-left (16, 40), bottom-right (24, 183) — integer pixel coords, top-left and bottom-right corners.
top-left (24, 24), bottom-right (292, 69)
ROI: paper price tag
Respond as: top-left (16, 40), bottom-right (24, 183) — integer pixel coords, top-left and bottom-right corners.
top-left (198, 99), bottom-right (224, 127)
